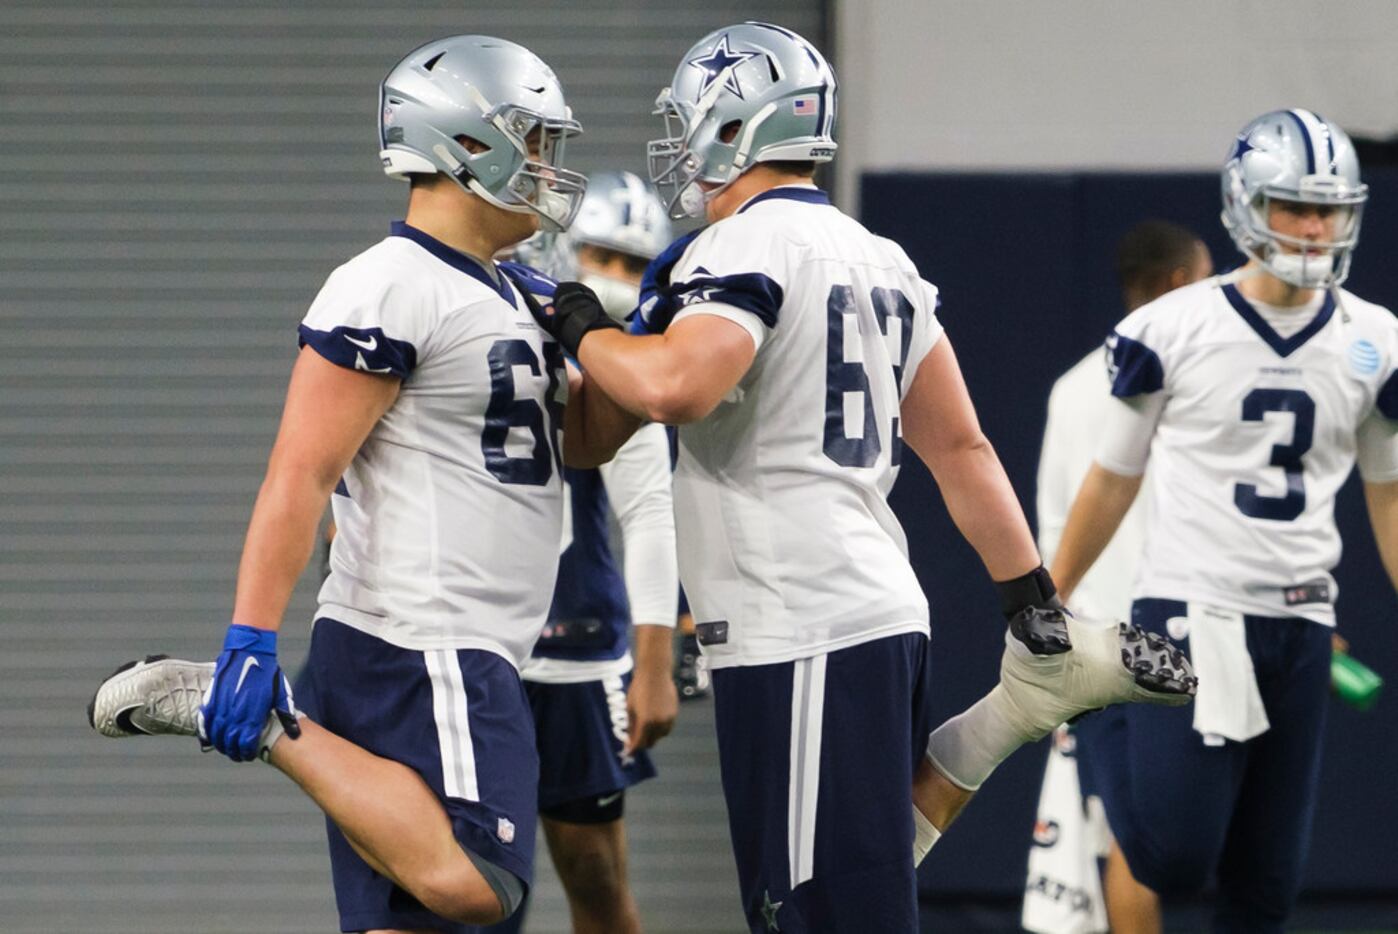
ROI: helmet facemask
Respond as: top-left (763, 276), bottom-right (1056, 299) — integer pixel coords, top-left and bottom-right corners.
top-left (461, 105), bottom-right (587, 233)
top-left (1227, 176), bottom-right (1366, 290)
top-left (648, 87), bottom-right (740, 219)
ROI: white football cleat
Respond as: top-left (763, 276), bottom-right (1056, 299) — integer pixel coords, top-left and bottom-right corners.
top-left (999, 615), bottom-right (1196, 739)
top-left (88, 655), bottom-right (214, 738)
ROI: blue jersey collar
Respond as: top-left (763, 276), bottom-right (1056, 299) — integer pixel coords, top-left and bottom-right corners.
top-left (1221, 283), bottom-right (1333, 357)
top-left (736, 185), bottom-right (831, 214)
top-left (389, 221), bottom-right (516, 307)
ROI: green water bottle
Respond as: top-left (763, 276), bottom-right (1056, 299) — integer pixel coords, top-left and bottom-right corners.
top-left (1332, 650), bottom-right (1384, 712)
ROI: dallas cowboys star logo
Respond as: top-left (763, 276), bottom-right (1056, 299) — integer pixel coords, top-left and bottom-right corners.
top-left (759, 889), bottom-right (783, 931)
top-left (687, 34), bottom-right (759, 100)
top-left (1229, 133), bottom-right (1256, 163)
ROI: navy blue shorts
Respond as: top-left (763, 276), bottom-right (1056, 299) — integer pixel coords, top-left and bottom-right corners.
top-left (297, 618), bottom-right (539, 934)
top-left (711, 632), bottom-right (935, 934)
top-left (526, 671), bottom-right (656, 818)
top-left (1075, 599), bottom-right (1331, 934)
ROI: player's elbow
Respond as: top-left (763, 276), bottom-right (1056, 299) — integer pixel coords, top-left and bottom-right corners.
top-left (918, 427), bottom-right (995, 474)
top-left (638, 378), bottom-right (717, 425)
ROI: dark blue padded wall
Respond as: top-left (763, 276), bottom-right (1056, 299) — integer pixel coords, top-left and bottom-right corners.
top-left (860, 170), bottom-right (1398, 902)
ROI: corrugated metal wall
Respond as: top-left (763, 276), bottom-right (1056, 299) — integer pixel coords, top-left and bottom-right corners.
top-left (0, 3), bottom-right (825, 931)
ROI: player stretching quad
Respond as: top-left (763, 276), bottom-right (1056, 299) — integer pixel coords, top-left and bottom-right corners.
top-left (88, 36), bottom-right (638, 933)
top-left (488, 172), bottom-right (680, 934)
top-left (1052, 110), bottom-right (1398, 934)
top-left (529, 21), bottom-right (1196, 933)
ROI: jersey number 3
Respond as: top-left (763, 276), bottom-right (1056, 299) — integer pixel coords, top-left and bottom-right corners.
top-left (1234, 388), bottom-right (1314, 522)
top-left (823, 285), bottom-right (914, 468)
top-left (483, 339), bottom-right (564, 485)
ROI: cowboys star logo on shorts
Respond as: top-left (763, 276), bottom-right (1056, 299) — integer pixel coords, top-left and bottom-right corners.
top-left (687, 34), bottom-right (759, 100)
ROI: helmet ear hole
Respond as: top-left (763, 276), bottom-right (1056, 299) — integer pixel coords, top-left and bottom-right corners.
top-left (454, 134), bottom-right (490, 156)
top-left (719, 120), bottom-right (743, 144)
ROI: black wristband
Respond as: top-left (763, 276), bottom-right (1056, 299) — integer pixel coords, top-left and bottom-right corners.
top-left (551, 282), bottom-right (623, 357)
top-left (994, 565), bottom-right (1060, 619)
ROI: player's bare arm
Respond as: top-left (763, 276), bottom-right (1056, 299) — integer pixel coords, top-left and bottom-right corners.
top-left (1049, 463), bottom-right (1144, 602)
top-left (576, 314), bottom-right (756, 425)
top-left (900, 336), bottom-right (1041, 580)
top-left (1364, 479), bottom-right (1398, 591)
top-left (562, 363), bottom-right (644, 469)
top-left (626, 624), bottom-right (679, 755)
top-left (233, 347), bottom-right (399, 632)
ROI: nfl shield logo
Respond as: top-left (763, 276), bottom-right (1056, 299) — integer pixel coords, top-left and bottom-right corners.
top-left (496, 817), bottom-right (515, 844)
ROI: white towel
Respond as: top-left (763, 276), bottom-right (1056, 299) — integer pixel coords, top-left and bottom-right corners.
top-left (1022, 726), bottom-right (1110, 934)
top-left (1183, 603), bottom-right (1270, 745)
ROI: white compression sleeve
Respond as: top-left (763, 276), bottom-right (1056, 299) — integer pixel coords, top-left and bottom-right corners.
top-left (598, 422), bottom-right (679, 628)
top-left (1093, 392), bottom-right (1165, 477)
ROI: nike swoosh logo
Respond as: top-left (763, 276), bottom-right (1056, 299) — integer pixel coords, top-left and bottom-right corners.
top-left (596, 792), bottom-right (622, 807)
top-left (345, 333), bottom-right (378, 351)
top-left (523, 84), bottom-right (546, 94)
top-left (234, 656), bottom-right (260, 693)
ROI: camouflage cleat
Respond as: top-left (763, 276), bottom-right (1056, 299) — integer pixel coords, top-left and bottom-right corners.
top-left (88, 655), bottom-right (214, 738)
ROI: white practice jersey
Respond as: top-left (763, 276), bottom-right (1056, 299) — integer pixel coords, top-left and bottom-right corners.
top-left (300, 221), bottom-right (567, 664)
top-left (665, 186), bottom-right (943, 669)
top-left (1105, 278), bottom-right (1398, 625)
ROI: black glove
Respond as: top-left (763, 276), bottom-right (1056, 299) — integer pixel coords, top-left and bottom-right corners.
top-left (996, 565), bottom-right (1071, 656)
top-left (533, 281), bottom-right (623, 357)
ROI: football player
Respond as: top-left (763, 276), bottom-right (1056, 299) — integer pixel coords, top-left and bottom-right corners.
top-left (1024, 220), bottom-right (1211, 934)
top-left (529, 22), bottom-right (1196, 933)
top-left (1051, 110), bottom-right (1398, 934)
top-left (489, 172), bottom-right (679, 934)
top-left (88, 36), bottom-right (639, 932)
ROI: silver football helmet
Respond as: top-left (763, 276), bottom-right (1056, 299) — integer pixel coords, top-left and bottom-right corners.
top-left (1221, 108), bottom-right (1367, 288)
top-left (649, 22), bottom-right (838, 219)
top-left (571, 171), bottom-right (673, 260)
top-left (378, 36), bottom-right (586, 232)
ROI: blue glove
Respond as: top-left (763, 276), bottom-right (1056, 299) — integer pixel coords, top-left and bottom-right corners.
top-left (198, 624), bottom-right (301, 762)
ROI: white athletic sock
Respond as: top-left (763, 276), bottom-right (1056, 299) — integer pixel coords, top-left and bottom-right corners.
top-left (258, 711), bottom-right (306, 764)
top-left (913, 805), bottom-right (942, 866)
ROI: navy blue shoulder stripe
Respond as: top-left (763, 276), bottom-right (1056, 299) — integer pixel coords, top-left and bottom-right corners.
top-left (1107, 331), bottom-right (1164, 397)
top-left (672, 271), bottom-right (784, 329)
top-left (298, 324), bottom-right (417, 379)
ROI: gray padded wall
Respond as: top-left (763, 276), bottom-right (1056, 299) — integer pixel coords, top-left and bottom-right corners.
top-left (0, 2), bottom-right (825, 931)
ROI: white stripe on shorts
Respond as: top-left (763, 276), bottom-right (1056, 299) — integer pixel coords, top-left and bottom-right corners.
top-left (787, 653), bottom-right (828, 890)
top-left (424, 649), bottom-right (480, 802)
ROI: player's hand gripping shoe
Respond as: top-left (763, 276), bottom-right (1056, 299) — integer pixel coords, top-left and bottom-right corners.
top-left (999, 614), bottom-right (1197, 740)
top-left (995, 565), bottom-right (1195, 737)
top-left (925, 567), bottom-right (1196, 791)
top-left (200, 624), bottom-right (302, 762)
top-left (89, 655), bottom-right (214, 738)
top-left (89, 625), bottom-right (303, 763)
